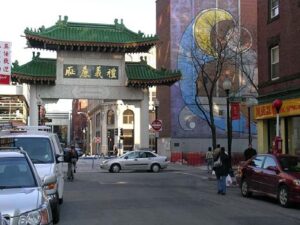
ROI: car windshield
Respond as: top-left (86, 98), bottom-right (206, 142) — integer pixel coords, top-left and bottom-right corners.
top-left (279, 156), bottom-right (300, 172)
top-left (1, 137), bottom-right (54, 163)
top-left (0, 157), bottom-right (37, 189)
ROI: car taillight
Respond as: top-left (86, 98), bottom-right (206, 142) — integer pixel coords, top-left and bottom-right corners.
top-left (237, 165), bottom-right (243, 177)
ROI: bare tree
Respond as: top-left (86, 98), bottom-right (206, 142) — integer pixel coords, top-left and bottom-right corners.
top-left (179, 16), bottom-right (258, 150)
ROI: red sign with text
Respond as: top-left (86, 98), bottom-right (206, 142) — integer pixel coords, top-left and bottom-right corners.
top-left (231, 103), bottom-right (240, 120)
top-left (0, 75), bottom-right (10, 85)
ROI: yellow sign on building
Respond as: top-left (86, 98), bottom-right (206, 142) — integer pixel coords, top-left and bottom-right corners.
top-left (254, 98), bottom-right (300, 120)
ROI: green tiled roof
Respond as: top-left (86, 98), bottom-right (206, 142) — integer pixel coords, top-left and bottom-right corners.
top-left (24, 16), bottom-right (158, 53)
top-left (125, 59), bottom-right (181, 87)
top-left (12, 56), bottom-right (181, 87)
top-left (12, 53), bottom-right (56, 84)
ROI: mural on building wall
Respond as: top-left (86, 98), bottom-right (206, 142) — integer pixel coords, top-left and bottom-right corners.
top-left (170, 0), bottom-right (257, 138)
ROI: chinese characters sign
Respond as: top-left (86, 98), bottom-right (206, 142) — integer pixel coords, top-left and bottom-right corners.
top-left (254, 98), bottom-right (300, 120)
top-left (0, 41), bottom-right (11, 85)
top-left (63, 64), bottom-right (118, 79)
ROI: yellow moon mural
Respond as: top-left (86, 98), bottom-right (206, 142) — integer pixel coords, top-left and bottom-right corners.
top-left (193, 8), bottom-right (234, 56)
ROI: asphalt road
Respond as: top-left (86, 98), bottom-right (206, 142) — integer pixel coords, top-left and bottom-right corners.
top-left (58, 158), bottom-right (300, 225)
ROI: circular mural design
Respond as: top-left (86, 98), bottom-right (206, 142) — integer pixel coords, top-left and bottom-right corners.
top-left (177, 8), bottom-right (256, 134)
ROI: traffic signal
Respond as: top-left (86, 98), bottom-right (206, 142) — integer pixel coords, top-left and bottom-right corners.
top-left (120, 128), bottom-right (123, 136)
top-left (114, 128), bottom-right (118, 136)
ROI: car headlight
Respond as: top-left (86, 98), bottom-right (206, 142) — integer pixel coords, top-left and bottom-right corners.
top-left (18, 207), bottom-right (50, 225)
top-left (103, 160), bottom-right (108, 164)
top-left (293, 179), bottom-right (300, 186)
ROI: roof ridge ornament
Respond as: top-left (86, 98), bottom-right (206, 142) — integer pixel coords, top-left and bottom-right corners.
top-left (114, 18), bottom-right (125, 30)
top-left (140, 56), bottom-right (147, 64)
top-left (32, 52), bottom-right (41, 60)
top-left (138, 30), bottom-right (144, 37)
top-left (56, 15), bottom-right (68, 27)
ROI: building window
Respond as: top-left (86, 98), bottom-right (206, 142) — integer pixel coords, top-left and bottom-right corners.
top-left (96, 113), bottom-right (100, 127)
top-left (270, 45), bottom-right (279, 80)
top-left (123, 109), bottom-right (134, 124)
top-left (107, 110), bottom-right (115, 125)
top-left (270, 0), bottom-right (279, 19)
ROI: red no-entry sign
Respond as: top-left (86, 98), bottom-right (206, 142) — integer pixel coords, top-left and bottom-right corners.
top-left (151, 119), bottom-right (162, 132)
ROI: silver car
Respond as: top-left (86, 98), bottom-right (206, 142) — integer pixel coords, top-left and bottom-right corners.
top-left (0, 148), bottom-right (54, 225)
top-left (100, 150), bottom-right (169, 173)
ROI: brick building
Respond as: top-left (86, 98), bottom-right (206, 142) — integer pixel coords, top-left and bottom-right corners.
top-left (255, 0), bottom-right (300, 156)
top-left (156, 0), bottom-right (258, 158)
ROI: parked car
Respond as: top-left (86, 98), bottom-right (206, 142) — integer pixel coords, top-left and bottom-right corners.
top-left (0, 126), bottom-right (65, 223)
top-left (100, 150), bottom-right (169, 173)
top-left (0, 147), bottom-right (54, 225)
top-left (236, 153), bottom-right (300, 207)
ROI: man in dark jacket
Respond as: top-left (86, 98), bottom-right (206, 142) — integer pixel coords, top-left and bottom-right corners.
top-left (244, 144), bottom-right (257, 161)
top-left (213, 147), bottom-right (230, 195)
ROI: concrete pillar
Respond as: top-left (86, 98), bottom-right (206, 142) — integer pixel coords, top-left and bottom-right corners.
top-left (29, 85), bottom-right (38, 126)
top-left (140, 90), bottom-right (149, 149)
top-left (257, 120), bottom-right (269, 153)
top-left (101, 109), bottom-right (108, 155)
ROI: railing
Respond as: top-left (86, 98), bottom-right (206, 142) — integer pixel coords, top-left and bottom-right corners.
top-left (170, 151), bottom-right (244, 166)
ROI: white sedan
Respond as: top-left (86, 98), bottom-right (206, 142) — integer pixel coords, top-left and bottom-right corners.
top-left (100, 150), bottom-right (169, 173)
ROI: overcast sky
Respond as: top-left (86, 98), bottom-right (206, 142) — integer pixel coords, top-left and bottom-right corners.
top-left (1, 0), bottom-right (156, 111)
top-left (1, 0), bottom-right (156, 65)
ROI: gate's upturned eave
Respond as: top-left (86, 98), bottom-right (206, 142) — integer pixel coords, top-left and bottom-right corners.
top-left (24, 16), bottom-right (158, 54)
top-left (11, 56), bottom-right (181, 87)
top-left (125, 59), bottom-right (181, 88)
top-left (12, 53), bottom-right (56, 85)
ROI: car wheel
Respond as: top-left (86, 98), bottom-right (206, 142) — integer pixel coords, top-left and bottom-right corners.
top-left (52, 197), bottom-right (60, 224)
top-left (151, 164), bottom-right (160, 173)
top-left (241, 179), bottom-right (252, 197)
top-left (111, 164), bottom-right (121, 173)
top-left (278, 185), bottom-right (290, 207)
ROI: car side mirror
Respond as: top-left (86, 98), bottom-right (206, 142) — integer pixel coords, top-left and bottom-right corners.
top-left (124, 156), bottom-right (128, 159)
top-left (267, 166), bottom-right (280, 174)
top-left (42, 175), bottom-right (56, 187)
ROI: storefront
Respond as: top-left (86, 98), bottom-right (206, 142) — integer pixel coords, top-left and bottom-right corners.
top-left (255, 98), bottom-right (300, 156)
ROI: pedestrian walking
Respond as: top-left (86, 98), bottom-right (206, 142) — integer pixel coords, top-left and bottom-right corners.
top-left (213, 147), bottom-right (230, 195)
top-left (66, 145), bottom-right (78, 181)
top-left (213, 144), bottom-right (221, 159)
top-left (205, 147), bottom-right (214, 173)
top-left (243, 144), bottom-right (257, 161)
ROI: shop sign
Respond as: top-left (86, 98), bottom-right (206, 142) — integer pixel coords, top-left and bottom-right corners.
top-left (0, 41), bottom-right (11, 85)
top-left (63, 64), bottom-right (118, 79)
top-left (254, 98), bottom-right (300, 120)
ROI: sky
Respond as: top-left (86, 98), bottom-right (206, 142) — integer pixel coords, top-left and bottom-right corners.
top-left (1, 0), bottom-right (156, 65)
top-left (1, 0), bottom-right (156, 111)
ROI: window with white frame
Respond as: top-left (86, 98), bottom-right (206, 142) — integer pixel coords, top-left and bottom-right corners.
top-left (270, 0), bottom-right (279, 19)
top-left (123, 109), bottom-right (134, 124)
top-left (270, 45), bottom-right (279, 79)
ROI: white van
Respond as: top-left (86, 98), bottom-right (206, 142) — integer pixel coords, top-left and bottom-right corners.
top-left (0, 126), bottom-right (64, 224)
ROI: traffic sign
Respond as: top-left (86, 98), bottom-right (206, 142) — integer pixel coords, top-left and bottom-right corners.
top-left (151, 119), bottom-right (162, 132)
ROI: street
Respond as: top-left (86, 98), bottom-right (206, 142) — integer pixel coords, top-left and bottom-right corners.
top-left (59, 158), bottom-right (300, 225)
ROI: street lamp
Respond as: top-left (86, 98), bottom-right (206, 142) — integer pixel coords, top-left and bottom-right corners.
top-left (246, 97), bottom-right (258, 145)
top-left (37, 99), bottom-right (42, 126)
top-left (154, 99), bottom-right (160, 154)
top-left (272, 99), bottom-right (283, 154)
top-left (222, 78), bottom-right (232, 165)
